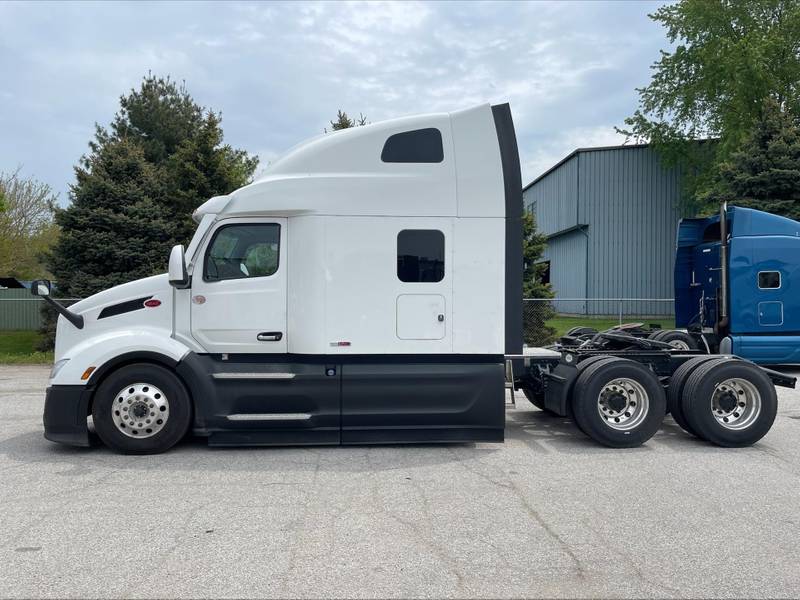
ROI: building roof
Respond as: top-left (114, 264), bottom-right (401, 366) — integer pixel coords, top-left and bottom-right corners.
top-left (0, 277), bottom-right (25, 289)
top-left (523, 142), bottom-right (650, 193)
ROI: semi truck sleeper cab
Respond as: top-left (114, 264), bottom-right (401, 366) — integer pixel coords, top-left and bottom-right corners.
top-left (34, 103), bottom-right (794, 454)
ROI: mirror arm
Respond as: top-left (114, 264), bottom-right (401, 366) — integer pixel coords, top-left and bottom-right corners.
top-left (42, 296), bottom-right (84, 330)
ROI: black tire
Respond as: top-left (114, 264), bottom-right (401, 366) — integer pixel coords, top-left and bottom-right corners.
top-left (656, 329), bottom-right (699, 351)
top-left (92, 363), bottom-right (192, 454)
top-left (647, 330), bottom-right (666, 341)
top-left (567, 356), bottom-right (624, 431)
top-left (576, 355), bottom-right (619, 370)
top-left (681, 358), bottom-right (777, 447)
top-left (520, 385), bottom-right (545, 410)
top-left (667, 355), bottom-right (723, 438)
top-left (571, 357), bottom-right (666, 448)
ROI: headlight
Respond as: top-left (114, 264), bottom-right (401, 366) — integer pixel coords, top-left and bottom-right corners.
top-left (49, 358), bottom-right (70, 380)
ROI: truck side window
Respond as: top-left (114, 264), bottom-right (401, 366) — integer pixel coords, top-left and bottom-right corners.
top-left (204, 224), bottom-right (280, 281)
top-left (758, 271), bottom-right (781, 289)
top-left (397, 230), bottom-right (444, 283)
top-left (381, 128), bottom-right (443, 163)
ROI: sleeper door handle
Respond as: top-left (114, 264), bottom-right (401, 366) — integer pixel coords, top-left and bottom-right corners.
top-left (257, 332), bottom-right (283, 342)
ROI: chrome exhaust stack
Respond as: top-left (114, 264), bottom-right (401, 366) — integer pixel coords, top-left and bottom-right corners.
top-left (718, 201), bottom-right (729, 332)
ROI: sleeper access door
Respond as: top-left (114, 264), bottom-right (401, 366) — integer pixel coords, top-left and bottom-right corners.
top-left (338, 218), bottom-right (504, 444)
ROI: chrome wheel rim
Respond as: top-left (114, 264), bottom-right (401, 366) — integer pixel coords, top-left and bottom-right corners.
top-left (597, 377), bottom-right (650, 431)
top-left (667, 339), bottom-right (690, 350)
top-left (111, 383), bottom-right (169, 438)
top-left (711, 378), bottom-right (761, 430)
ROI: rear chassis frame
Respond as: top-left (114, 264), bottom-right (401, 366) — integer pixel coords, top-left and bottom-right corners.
top-left (512, 347), bottom-right (795, 419)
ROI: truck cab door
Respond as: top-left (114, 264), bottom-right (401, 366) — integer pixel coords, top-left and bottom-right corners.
top-left (191, 218), bottom-right (287, 354)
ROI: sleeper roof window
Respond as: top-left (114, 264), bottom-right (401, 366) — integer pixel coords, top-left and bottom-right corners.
top-left (381, 128), bottom-right (444, 163)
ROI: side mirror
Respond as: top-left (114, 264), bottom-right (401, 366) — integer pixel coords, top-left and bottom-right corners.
top-left (168, 244), bottom-right (189, 289)
top-left (30, 279), bottom-right (84, 329)
top-left (30, 279), bottom-right (51, 297)
top-left (168, 245), bottom-right (189, 288)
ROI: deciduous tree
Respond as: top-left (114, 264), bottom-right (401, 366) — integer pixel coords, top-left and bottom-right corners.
top-left (620, 0), bottom-right (800, 212)
top-left (0, 168), bottom-right (58, 279)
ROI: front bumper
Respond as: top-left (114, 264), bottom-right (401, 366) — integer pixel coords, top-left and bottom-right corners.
top-left (43, 385), bottom-right (92, 447)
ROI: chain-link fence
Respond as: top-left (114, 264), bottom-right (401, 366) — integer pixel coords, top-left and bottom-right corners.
top-left (523, 298), bottom-right (675, 347)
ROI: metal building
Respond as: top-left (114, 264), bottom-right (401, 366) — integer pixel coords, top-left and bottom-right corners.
top-left (0, 277), bottom-right (41, 330)
top-left (523, 144), bottom-right (683, 316)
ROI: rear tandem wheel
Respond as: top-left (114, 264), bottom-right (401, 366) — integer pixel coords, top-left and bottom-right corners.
top-left (571, 357), bottom-right (666, 448)
top-left (681, 357), bottom-right (778, 447)
top-left (667, 355), bottom-right (725, 438)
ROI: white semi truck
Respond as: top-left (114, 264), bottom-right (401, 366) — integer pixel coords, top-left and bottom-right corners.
top-left (33, 103), bottom-right (794, 454)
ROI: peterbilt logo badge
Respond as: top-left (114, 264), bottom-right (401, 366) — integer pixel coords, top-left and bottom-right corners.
top-left (192, 295), bottom-right (206, 305)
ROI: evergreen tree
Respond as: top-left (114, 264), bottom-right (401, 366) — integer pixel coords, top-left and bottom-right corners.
top-left (166, 111), bottom-right (259, 241)
top-left (40, 75), bottom-right (258, 349)
top-left (49, 139), bottom-right (172, 298)
top-left (327, 110), bottom-right (367, 132)
top-left (710, 99), bottom-right (800, 220)
top-left (522, 211), bottom-right (556, 345)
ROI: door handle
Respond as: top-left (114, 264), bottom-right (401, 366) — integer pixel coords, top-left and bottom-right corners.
top-left (257, 332), bottom-right (283, 342)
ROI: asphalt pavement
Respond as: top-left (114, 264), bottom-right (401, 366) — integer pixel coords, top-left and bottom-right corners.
top-left (2, 364), bottom-right (800, 599)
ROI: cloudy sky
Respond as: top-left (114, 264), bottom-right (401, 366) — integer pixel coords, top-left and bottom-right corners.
top-left (0, 1), bottom-right (667, 205)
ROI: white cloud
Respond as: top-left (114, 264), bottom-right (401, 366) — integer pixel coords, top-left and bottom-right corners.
top-left (0, 0), bottom-right (666, 203)
top-left (523, 125), bottom-right (629, 183)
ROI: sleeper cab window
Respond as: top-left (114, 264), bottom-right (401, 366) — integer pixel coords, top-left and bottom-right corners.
top-left (204, 224), bottom-right (280, 282)
top-left (381, 128), bottom-right (444, 163)
top-left (397, 229), bottom-right (445, 283)
top-left (758, 271), bottom-right (781, 289)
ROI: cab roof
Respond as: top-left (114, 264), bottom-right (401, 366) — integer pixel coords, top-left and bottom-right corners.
top-left (193, 103), bottom-right (506, 221)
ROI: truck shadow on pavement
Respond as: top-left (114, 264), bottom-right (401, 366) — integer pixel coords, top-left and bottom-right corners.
top-left (0, 406), bottom-right (747, 477)
top-left (504, 408), bottom-right (738, 455)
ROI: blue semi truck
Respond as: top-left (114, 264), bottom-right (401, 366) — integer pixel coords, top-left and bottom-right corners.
top-left (553, 203), bottom-right (800, 363)
top-left (513, 203), bottom-right (797, 449)
top-left (673, 203), bottom-right (800, 364)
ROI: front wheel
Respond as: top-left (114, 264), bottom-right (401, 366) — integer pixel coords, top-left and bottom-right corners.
top-left (681, 358), bottom-right (777, 447)
top-left (571, 357), bottom-right (666, 447)
top-left (91, 363), bottom-right (192, 454)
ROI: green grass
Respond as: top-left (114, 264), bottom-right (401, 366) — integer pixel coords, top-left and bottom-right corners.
top-left (545, 316), bottom-right (676, 337)
top-left (0, 331), bottom-right (53, 364)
